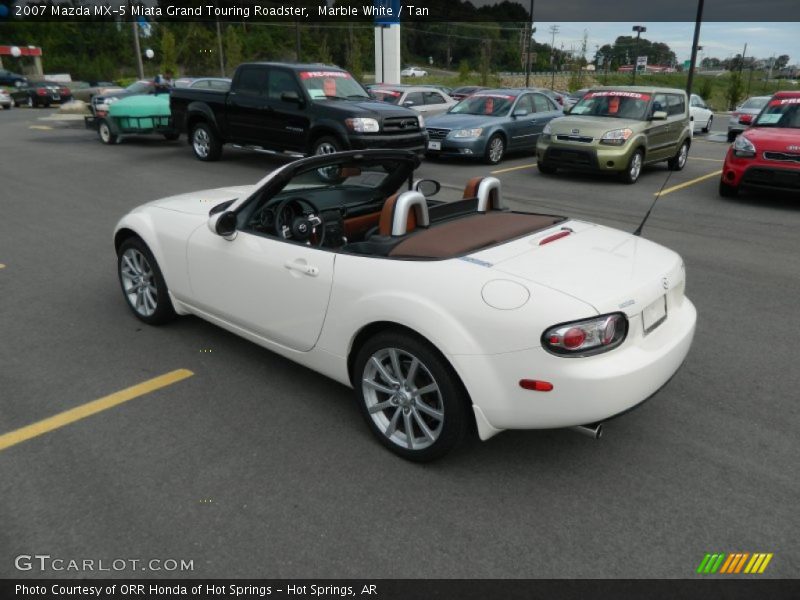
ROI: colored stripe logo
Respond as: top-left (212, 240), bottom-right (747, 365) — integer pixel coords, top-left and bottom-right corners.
top-left (696, 553), bottom-right (773, 574)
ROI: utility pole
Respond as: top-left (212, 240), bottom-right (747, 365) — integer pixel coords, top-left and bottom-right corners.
top-left (549, 24), bottom-right (559, 90)
top-left (685, 0), bottom-right (704, 97)
top-left (525, 0), bottom-right (535, 87)
top-left (131, 22), bottom-right (144, 80)
top-left (631, 25), bottom-right (646, 84)
top-left (739, 42), bottom-right (747, 74)
top-left (295, 19), bottom-right (301, 62)
top-left (216, 17), bottom-right (225, 77)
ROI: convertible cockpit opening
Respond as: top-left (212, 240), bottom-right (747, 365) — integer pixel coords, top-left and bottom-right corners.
top-left (238, 149), bottom-right (565, 260)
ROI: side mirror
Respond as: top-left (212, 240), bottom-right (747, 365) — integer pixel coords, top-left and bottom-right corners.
top-left (414, 179), bottom-right (441, 197)
top-left (403, 101), bottom-right (415, 107)
top-left (208, 211), bottom-right (237, 238)
top-left (513, 109), bottom-right (529, 118)
top-left (652, 110), bottom-right (668, 121)
top-left (281, 91), bottom-right (303, 104)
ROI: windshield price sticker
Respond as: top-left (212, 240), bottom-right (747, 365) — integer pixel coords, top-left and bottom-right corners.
top-left (300, 71), bottom-right (352, 80)
top-left (757, 113), bottom-right (782, 124)
top-left (772, 97), bottom-right (800, 105)
top-left (588, 91), bottom-right (650, 100)
top-left (474, 94), bottom-right (515, 100)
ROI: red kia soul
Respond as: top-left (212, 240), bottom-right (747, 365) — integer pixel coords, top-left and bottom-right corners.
top-left (720, 91), bottom-right (800, 197)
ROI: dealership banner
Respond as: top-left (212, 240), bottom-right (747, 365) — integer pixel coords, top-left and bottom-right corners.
top-left (2, 0), bottom-right (800, 22)
top-left (2, 579), bottom-right (800, 600)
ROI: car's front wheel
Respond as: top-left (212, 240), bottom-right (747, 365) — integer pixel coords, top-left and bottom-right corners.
top-left (354, 331), bottom-right (470, 461)
top-left (702, 115), bottom-right (713, 133)
top-left (719, 180), bottom-right (739, 198)
top-left (484, 134), bottom-right (505, 165)
top-left (727, 131), bottom-right (737, 143)
top-left (191, 122), bottom-right (222, 161)
top-left (620, 149), bottom-right (644, 184)
top-left (117, 237), bottom-right (177, 325)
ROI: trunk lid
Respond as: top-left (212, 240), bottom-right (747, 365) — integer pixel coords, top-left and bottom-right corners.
top-left (472, 220), bottom-right (684, 316)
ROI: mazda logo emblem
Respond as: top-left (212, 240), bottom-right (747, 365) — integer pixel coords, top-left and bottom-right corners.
top-left (662, 277), bottom-right (669, 290)
top-left (571, 128), bottom-right (580, 135)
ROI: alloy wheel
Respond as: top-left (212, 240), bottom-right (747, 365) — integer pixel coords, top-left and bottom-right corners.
top-left (488, 137), bottom-right (504, 163)
top-left (119, 248), bottom-right (158, 318)
top-left (362, 348), bottom-right (444, 451)
top-left (193, 128), bottom-right (210, 159)
top-left (629, 152), bottom-right (642, 181)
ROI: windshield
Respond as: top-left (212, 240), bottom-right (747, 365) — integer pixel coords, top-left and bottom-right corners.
top-left (299, 70), bottom-right (369, 100)
top-left (754, 97), bottom-right (800, 128)
top-left (125, 81), bottom-right (152, 94)
top-left (371, 89), bottom-right (402, 105)
top-left (741, 97), bottom-right (769, 110)
top-left (449, 93), bottom-right (514, 116)
top-left (570, 91), bottom-right (650, 120)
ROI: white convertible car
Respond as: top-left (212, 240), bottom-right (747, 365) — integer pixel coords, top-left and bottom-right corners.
top-left (114, 150), bottom-right (696, 460)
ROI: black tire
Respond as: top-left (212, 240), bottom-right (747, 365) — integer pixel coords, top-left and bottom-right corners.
top-left (620, 149), bottom-right (644, 184)
top-left (702, 115), bottom-right (713, 133)
top-left (483, 133), bottom-right (505, 165)
top-left (97, 118), bottom-right (118, 145)
top-left (311, 136), bottom-right (345, 182)
top-left (667, 140), bottom-right (690, 171)
top-left (353, 330), bottom-right (471, 462)
top-left (719, 180), bottom-right (739, 198)
top-left (163, 131), bottom-right (180, 141)
top-left (27, 96), bottom-right (35, 108)
top-left (537, 160), bottom-right (558, 175)
top-left (191, 122), bottom-right (222, 161)
top-left (1, 104), bottom-right (9, 110)
top-left (117, 237), bottom-right (177, 326)
top-left (727, 131), bottom-right (737, 143)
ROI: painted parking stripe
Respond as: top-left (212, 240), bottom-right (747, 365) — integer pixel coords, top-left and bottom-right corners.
top-left (0, 369), bottom-right (194, 452)
top-left (655, 170), bottom-right (722, 197)
top-left (690, 156), bottom-right (725, 162)
top-left (491, 162), bottom-right (537, 175)
top-left (29, 125), bottom-right (53, 130)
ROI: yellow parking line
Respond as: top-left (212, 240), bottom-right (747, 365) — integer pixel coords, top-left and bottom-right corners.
top-left (0, 264), bottom-right (5, 269)
top-left (491, 162), bottom-right (537, 174)
top-left (0, 369), bottom-right (194, 452)
top-left (655, 170), bottom-right (722, 197)
top-left (29, 125), bottom-right (53, 130)
top-left (690, 157), bottom-right (724, 162)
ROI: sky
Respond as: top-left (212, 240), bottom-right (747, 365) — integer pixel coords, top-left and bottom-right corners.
top-left (532, 22), bottom-right (797, 64)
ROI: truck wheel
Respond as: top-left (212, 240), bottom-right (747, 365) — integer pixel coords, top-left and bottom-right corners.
top-left (98, 119), bottom-right (118, 145)
top-left (191, 122), bottom-right (222, 161)
top-left (312, 136), bottom-right (344, 182)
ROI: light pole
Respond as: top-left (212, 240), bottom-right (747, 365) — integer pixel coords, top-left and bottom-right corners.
top-left (549, 24), bottom-right (559, 90)
top-left (631, 25), bottom-right (646, 84)
top-left (524, 0), bottom-right (535, 87)
top-left (685, 0), bottom-right (705, 96)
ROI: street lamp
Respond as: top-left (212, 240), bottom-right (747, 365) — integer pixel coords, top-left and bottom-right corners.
top-left (631, 25), bottom-right (646, 84)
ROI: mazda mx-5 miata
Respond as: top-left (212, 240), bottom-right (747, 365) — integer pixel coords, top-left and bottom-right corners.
top-left (114, 150), bottom-right (696, 461)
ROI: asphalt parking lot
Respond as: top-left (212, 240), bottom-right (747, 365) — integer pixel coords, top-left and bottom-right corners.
top-left (1, 108), bottom-right (798, 579)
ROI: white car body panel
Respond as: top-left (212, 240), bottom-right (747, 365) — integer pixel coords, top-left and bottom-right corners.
top-left (115, 172), bottom-right (696, 442)
top-left (690, 94), bottom-right (713, 130)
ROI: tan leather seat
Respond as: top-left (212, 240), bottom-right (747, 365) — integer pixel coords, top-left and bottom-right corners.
top-left (378, 193), bottom-right (417, 236)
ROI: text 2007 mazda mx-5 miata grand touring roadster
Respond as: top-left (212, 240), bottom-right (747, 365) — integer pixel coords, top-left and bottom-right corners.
top-left (114, 150), bottom-right (696, 461)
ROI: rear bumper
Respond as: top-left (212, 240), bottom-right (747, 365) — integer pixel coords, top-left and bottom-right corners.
top-left (450, 296), bottom-right (697, 436)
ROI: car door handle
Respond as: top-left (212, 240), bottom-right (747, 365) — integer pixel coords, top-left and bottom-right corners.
top-left (284, 260), bottom-right (319, 277)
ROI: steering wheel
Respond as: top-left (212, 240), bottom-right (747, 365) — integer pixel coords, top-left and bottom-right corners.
top-left (272, 197), bottom-right (326, 247)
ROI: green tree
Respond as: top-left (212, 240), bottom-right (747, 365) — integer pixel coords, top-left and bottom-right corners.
top-left (160, 27), bottom-right (178, 76)
top-left (458, 59), bottom-right (470, 82)
top-left (224, 25), bottom-right (244, 75)
top-left (317, 34), bottom-right (332, 65)
top-left (726, 72), bottom-right (743, 110)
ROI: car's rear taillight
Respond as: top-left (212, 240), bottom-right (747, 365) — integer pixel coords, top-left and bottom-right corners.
top-left (36, 88), bottom-right (47, 96)
top-left (61, 87), bottom-right (70, 95)
top-left (542, 313), bottom-right (628, 357)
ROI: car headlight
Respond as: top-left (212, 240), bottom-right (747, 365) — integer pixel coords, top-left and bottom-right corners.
top-left (417, 115), bottom-right (425, 128)
top-left (733, 134), bottom-right (756, 157)
top-left (542, 123), bottom-right (552, 135)
top-left (542, 313), bottom-right (628, 357)
top-left (345, 117), bottom-right (380, 133)
top-left (599, 128), bottom-right (633, 146)
top-left (450, 128), bottom-right (483, 138)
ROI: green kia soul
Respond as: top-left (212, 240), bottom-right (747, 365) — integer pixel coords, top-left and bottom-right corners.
top-left (536, 86), bottom-right (692, 183)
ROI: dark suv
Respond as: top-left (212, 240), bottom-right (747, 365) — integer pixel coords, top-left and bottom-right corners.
top-left (170, 62), bottom-right (428, 162)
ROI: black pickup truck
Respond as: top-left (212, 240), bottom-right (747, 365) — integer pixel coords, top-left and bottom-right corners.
top-left (170, 62), bottom-right (428, 162)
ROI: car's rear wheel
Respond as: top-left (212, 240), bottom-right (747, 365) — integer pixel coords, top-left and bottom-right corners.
top-left (117, 237), bottom-right (177, 325)
top-left (727, 131), bottom-right (737, 143)
top-left (620, 149), bottom-right (644, 184)
top-left (537, 160), bottom-right (557, 175)
top-left (702, 115), bottom-right (713, 133)
top-left (354, 331), bottom-right (470, 462)
top-left (668, 140), bottom-right (690, 171)
top-left (719, 180), bottom-right (739, 198)
top-left (191, 122), bottom-right (222, 161)
top-left (484, 134), bottom-right (505, 165)
top-left (97, 119), bottom-right (118, 145)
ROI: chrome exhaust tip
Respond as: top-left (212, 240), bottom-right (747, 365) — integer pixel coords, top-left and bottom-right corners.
top-left (570, 423), bottom-right (603, 439)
